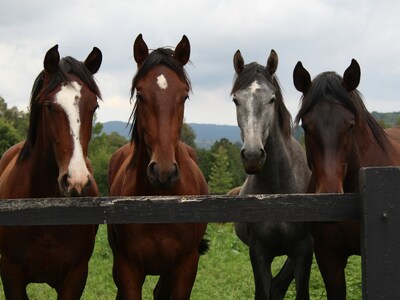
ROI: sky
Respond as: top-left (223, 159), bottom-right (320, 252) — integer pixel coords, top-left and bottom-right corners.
top-left (1, 0), bottom-right (400, 126)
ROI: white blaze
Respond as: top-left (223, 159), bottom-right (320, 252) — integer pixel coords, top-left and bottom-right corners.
top-left (55, 82), bottom-right (90, 184)
top-left (249, 81), bottom-right (260, 94)
top-left (246, 81), bottom-right (260, 130)
top-left (157, 74), bottom-right (168, 90)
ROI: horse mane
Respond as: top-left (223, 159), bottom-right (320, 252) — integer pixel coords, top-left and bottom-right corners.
top-left (18, 56), bottom-right (102, 163)
top-left (128, 47), bottom-right (192, 146)
top-left (231, 62), bottom-right (292, 139)
top-left (295, 71), bottom-right (391, 151)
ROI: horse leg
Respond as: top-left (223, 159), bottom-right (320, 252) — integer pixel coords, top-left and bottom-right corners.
top-left (113, 255), bottom-right (145, 300)
top-left (170, 253), bottom-right (200, 300)
top-left (292, 244), bottom-right (313, 300)
top-left (153, 275), bottom-right (172, 300)
top-left (249, 245), bottom-right (273, 300)
top-left (0, 261), bottom-right (28, 300)
top-left (270, 257), bottom-right (295, 300)
top-left (314, 246), bottom-right (348, 300)
top-left (55, 261), bottom-right (89, 300)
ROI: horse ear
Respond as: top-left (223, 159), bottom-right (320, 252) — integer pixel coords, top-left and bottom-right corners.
top-left (133, 33), bottom-right (149, 66)
top-left (174, 35), bottom-right (190, 66)
top-left (233, 50), bottom-right (244, 74)
top-left (266, 49), bottom-right (278, 75)
top-left (293, 61), bottom-right (311, 94)
top-left (44, 45), bottom-right (60, 74)
top-left (343, 59), bottom-right (361, 92)
top-left (84, 47), bottom-right (102, 74)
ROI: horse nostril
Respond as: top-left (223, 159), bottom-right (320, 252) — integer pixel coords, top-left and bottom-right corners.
top-left (240, 149), bottom-right (246, 161)
top-left (61, 173), bottom-right (69, 192)
top-left (147, 161), bottom-right (159, 179)
top-left (260, 148), bottom-right (266, 158)
top-left (171, 163), bottom-right (180, 183)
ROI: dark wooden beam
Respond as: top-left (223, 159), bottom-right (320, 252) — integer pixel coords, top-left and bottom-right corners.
top-left (0, 193), bottom-right (359, 225)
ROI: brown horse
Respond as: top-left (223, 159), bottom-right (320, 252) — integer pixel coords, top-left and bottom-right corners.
top-left (293, 59), bottom-right (400, 299)
top-left (0, 45), bottom-right (102, 299)
top-left (107, 34), bottom-right (208, 300)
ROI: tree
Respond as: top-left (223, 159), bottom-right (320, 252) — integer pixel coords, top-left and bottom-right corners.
top-left (181, 123), bottom-right (196, 148)
top-left (89, 129), bottom-right (128, 195)
top-left (208, 146), bottom-right (233, 194)
top-left (0, 97), bottom-right (29, 156)
top-left (211, 138), bottom-right (246, 187)
top-left (0, 119), bottom-right (21, 155)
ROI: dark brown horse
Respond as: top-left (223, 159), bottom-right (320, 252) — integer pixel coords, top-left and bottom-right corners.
top-left (293, 59), bottom-right (400, 299)
top-left (107, 34), bottom-right (208, 300)
top-left (0, 45), bottom-right (102, 299)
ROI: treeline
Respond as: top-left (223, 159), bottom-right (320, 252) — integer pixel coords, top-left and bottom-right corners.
top-left (0, 97), bottom-right (245, 195)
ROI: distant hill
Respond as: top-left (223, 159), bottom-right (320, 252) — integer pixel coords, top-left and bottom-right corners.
top-left (102, 111), bottom-right (400, 149)
top-left (102, 121), bottom-right (241, 149)
top-left (102, 121), bottom-right (131, 138)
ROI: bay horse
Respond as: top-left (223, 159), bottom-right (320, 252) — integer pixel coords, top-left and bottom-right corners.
top-left (293, 59), bottom-right (400, 299)
top-left (232, 50), bottom-right (313, 299)
top-left (107, 34), bottom-right (208, 300)
top-left (0, 45), bottom-right (102, 299)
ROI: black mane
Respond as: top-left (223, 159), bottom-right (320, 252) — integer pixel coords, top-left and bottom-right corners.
top-left (295, 71), bottom-right (390, 150)
top-left (129, 48), bottom-right (191, 145)
top-left (18, 56), bottom-right (101, 163)
top-left (231, 62), bottom-right (292, 139)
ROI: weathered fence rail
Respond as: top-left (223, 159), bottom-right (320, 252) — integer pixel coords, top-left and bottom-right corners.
top-left (1, 167), bottom-right (400, 299)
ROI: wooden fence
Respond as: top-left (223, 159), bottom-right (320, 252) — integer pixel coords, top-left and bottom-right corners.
top-left (1, 167), bottom-right (400, 299)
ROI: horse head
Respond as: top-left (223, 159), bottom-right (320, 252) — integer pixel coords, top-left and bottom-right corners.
top-left (232, 49), bottom-right (290, 174)
top-left (24, 45), bottom-right (102, 196)
top-left (130, 34), bottom-right (191, 188)
top-left (293, 59), bottom-right (361, 193)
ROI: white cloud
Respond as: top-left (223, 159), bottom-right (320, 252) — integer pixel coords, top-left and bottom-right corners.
top-left (1, 0), bottom-right (400, 125)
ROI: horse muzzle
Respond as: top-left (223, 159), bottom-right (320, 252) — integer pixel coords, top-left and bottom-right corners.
top-left (147, 161), bottom-right (180, 189)
top-left (59, 173), bottom-right (92, 197)
top-left (241, 147), bottom-right (266, 174)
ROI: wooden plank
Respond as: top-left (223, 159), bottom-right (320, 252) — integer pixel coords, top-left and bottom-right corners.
top-left (0, 193), bottom-right (359, 225)
top-left (360, 167), bottom-right (400, 299)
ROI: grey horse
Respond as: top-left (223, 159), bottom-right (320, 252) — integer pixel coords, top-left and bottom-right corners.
top-left (232, 49), bottom-right (313, 300)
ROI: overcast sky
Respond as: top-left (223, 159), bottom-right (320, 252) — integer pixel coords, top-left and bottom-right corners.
top-left (1, 0), bottom-right (400, 126)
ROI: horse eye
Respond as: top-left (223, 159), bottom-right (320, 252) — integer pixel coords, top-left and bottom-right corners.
top-left (94, 103), bottom-right (99, 112)
top-left (233, 98), bottom-right (239, 106)
top-left (349, 121), bottom-right (355, 130)
top-left (184, 95), bottom-right (189, 101)
top-left (269, 95), bottom-right (276, 104)
top-left (45, 101), bottom-right (54, 111)
top-left (136, 94), bottom-right (143, 102)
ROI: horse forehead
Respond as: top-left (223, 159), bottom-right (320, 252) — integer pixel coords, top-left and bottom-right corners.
top-left (235, 80), bottom-right (274, 99)
top-left (141, 67), bottom-right (187, 91)
top-left (54, 81), bottom-right (82, 117)
top-left (304, 101), bottom-right (353, 130)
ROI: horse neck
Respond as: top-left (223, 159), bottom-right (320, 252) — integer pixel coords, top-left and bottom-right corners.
top-left (254, 125), bottom-right (302, 193)
top-left (21, 138), bottom-right (61, 196)
top-left (345, 125), bottom-right (395, 192)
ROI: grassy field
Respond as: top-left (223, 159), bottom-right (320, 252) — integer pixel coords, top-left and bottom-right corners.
top-left (4, 224), bottom-right (361, 299)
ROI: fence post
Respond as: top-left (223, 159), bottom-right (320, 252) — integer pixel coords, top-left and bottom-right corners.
top-left (360, 167), bottom-right (400, 299)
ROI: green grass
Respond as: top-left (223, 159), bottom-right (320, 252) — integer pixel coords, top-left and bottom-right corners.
top-left (3, 224), bottom-right (361, 299)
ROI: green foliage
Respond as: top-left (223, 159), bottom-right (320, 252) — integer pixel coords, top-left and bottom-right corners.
top-left (89, 130), bottom-right (128, 196)
top-left (371, 111), bottom-right (400, 128)
top-left (0, 96), bottom-right (29, 155)
top-left (181, 123), bottom-right (197, 148)
top-left (0, 119), bottom-right (21, 155)
top-left (211, 139), bottom-right (245, 187)
top-left (197, 138), bottom-right (246, 192)
top-left (208, 146), bottom-right (233, 194)
top-left (14, 224), bottom-right (361, 299)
